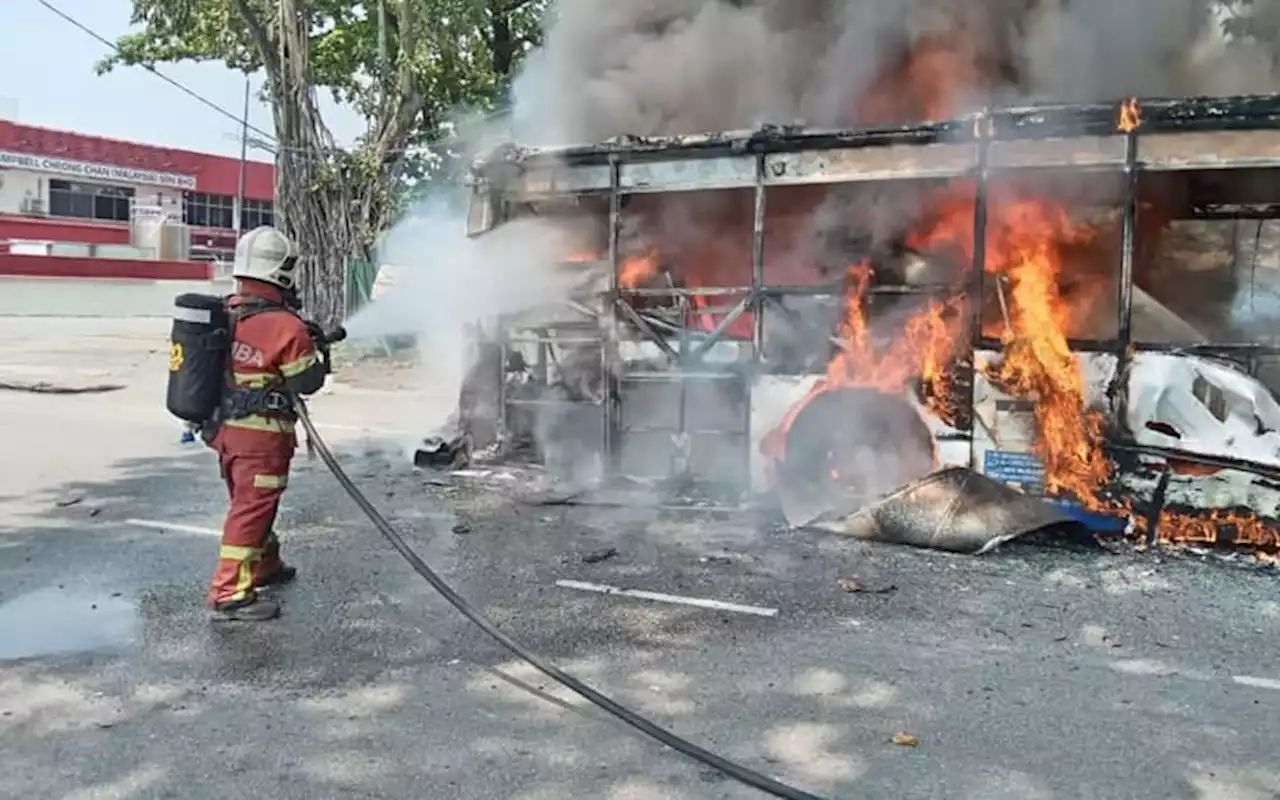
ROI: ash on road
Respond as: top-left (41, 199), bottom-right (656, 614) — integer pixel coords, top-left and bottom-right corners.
top-left (1, 318), bottom-right (1278, 800)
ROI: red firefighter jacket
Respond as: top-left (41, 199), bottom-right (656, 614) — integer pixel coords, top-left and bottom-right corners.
top-left (215, 280), bottom-right (327, 454)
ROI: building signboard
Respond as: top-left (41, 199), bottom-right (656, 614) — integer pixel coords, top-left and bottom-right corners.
top-left (0, 149), bottom-right (198, 190)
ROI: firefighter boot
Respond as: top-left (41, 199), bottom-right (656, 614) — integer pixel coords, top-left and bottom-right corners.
top-left (254, 564), bottom-right (297, 590)
top-left (254, 531), bottom-right (296, 590)
top-left (211, 594), bottom-right (281, 622)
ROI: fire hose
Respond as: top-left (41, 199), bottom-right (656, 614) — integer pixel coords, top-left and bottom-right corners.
top-left (295, 400), bottom-right (827, 800)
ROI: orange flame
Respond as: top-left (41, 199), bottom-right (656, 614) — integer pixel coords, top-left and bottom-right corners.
top-left (1140, 507), bottom-right (1278, 551)
top-left (1118, 98), bottom-right (1142, 133)
top-left (620, 251), bottom-right (659, 287)
top-left (980, 199), bottom-right (1112, 506)
top-left (824, 263), bottom-right (964, 402)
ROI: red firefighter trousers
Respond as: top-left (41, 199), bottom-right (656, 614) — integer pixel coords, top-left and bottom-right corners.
top-left (208, 448), bottom-right (292, 606)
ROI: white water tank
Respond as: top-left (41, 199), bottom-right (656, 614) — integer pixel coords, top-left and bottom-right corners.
top-left (130, 202), bottom-right (191, 261)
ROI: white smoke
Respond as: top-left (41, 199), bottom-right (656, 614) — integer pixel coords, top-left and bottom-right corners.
top-left (344, 196), bottom-right (592, 430)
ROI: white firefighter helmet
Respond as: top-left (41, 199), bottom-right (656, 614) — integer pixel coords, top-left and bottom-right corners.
top-left (231, 226), bottom-right (299, 291)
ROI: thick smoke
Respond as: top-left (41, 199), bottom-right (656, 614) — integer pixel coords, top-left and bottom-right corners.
top-left (514, 0), bottom-right (1276, 145)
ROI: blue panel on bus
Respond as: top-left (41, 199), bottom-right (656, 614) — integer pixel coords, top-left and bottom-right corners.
top-left (1044, 500), bottom-right (1130, 534)
top-left (984, 450), bottom-right (1129, 534)
top-left (983, 450), bottom-right (1044, 493)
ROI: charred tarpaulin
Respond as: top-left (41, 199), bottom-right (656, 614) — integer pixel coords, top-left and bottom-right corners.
top-left (460, 93), bottom-right (1280, 555)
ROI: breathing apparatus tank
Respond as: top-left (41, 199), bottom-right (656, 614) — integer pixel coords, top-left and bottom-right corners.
top-left (166, 293), bottom-right (231, 423)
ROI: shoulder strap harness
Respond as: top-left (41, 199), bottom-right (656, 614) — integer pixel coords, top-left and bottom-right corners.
top-left (219, 299), bottom-right (301, 422)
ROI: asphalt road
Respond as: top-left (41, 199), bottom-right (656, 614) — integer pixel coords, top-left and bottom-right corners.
top-left (1, 318), bottom-right (1279, 800)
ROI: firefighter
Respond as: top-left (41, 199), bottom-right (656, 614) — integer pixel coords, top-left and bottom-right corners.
top-left (205, 226), bottom-right (329, 621)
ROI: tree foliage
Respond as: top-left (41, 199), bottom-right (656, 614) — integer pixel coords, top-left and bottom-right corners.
top-left (99, 0), bottom-right (547, 325)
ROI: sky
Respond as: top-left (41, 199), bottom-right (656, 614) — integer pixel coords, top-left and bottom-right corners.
top-left (2, 0), bottom-right (366, 162)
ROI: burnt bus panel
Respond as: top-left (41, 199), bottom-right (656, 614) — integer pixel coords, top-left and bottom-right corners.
top-left (617, 374), bottom-right (750, 486)
top-left (1142, 131), bottom-right (1280, 171)
top-left (764, 143), bottom-right (976, 186)
top-left (518, 165), bottom-right (613, 196)
top-left (683, 378), bottom-right (748, 434)
top-left (986, 136), bottom-right (1126, 169)
top-left (619, 156), bottom-right (756, 193)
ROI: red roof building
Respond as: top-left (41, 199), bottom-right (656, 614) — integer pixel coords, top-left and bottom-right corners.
top-left (0, 119), bottom-right (275, 280)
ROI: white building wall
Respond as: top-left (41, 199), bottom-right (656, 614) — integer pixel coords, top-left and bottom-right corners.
top-left (0, 277), bottom-right (219, 317)
top-left (0, 169), bottom-right (47, 215)
top-left (0, 169), bottom-right (184, 219)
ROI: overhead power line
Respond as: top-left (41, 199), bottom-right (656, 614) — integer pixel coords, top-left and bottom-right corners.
top-left (32, 0), bottom-right (517, 164)
top-left (32, 0), bottom-right (277, 144)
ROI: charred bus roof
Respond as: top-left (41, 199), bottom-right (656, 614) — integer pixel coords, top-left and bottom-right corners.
top-left (469, 94), bottom-right (1280, 209)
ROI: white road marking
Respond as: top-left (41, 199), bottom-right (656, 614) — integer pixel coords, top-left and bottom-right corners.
top-left (125, 519), bottom-right (222, 537)
top-left (1233, 675), bottom-right (1280, 691)
top-left (554, 579), bottom-right (779, 618)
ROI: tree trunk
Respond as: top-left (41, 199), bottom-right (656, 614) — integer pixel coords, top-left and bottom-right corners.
top-left (489, 1), bottom-right (515, 79)
top-left (268, 0), bottom-right (347, 328)
top-left (233, 0), bottom-right (422, 329)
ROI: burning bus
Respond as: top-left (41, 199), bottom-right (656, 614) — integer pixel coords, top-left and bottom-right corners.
top-left (459, 93), bottom-right (1280, 557)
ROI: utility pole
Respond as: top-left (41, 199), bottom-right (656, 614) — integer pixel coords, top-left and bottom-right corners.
top-left (234, 73), bottom-right (250, 238)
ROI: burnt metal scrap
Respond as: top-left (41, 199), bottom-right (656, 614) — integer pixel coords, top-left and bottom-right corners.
top-left (810, 467), bottom-right (1086, 555)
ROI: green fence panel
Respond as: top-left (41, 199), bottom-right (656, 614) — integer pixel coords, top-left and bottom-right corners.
top-left (345, 257), bottom-right (380, 318)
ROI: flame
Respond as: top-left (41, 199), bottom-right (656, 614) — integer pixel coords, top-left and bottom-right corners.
top-left (620, 251), bottom-right (659, 287)
top-left (1140, 507), bottom-right (1278, 551)
top-left (825, 263), bottom-right (964, 400)
top-left (864, 179), bottom-right (1113, 508)
top-left (1118, 98), bottom-right (1142, 133)
top-left (979, 198), bottom-right (1113, 506)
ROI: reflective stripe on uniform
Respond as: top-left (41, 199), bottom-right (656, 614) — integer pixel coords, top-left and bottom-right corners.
top-left (252, 473), bottom-right (288, 489)
top-left (223, 415), bottom-right (295, 433)
top-left (232, 371), bottom-right (276, 388)
top-left (218, 544), bottom-right (261, 601)
top-left (219, 544), bottom-right (260, 562)
top-left (280, 351), bottom-right (319, 378)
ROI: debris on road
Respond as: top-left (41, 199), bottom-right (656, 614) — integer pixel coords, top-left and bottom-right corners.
top-left (413, 434), bottom-right (472, 469)
top-left (837, 577), bottom-right (898, 595)
top-left (581, 547), bottom-right (619, 564)
top-left (54, 494), bottom-right (84, 508)
top-left (891, 732), bottom-right (920, 747)
top-left (0, 379), bottom-right (124, 395)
